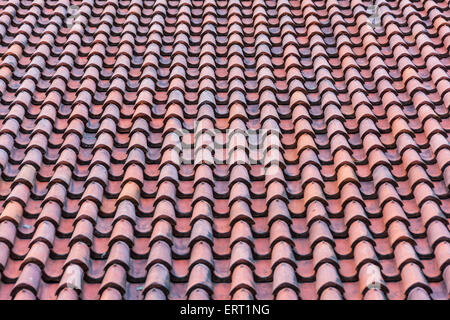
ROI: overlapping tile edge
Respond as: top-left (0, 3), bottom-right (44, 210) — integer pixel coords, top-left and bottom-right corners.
top-left (0, 0), bottom-right (448, 300)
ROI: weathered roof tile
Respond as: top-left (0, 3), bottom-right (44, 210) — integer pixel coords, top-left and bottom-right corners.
top-left (0, 0), bottom-right (448, 301)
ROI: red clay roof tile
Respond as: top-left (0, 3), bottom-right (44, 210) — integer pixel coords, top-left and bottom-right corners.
top-left (0, 0), bottom-right (448, 301)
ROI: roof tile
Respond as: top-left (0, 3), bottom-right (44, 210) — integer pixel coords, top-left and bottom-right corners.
top-left (0, 0), bottom-right (448, 300)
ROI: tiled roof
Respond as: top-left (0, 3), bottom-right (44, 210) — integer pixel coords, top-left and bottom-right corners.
top-left (0, 0), bottom-right (448, 300)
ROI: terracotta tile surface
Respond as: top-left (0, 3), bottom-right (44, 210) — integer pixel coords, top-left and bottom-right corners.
top-left (0, 0), bottom-right (448, 300)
